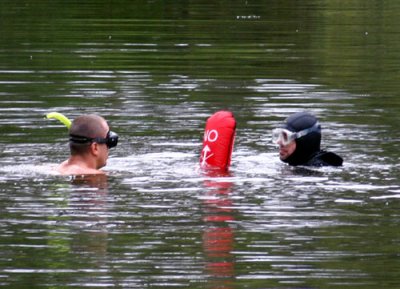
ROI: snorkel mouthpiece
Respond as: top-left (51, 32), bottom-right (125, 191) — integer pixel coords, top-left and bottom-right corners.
top-left (46, 112), bottom-right (72, 129)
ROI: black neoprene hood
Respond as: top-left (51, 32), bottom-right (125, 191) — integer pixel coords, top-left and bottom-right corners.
top-left (282, 112), bottom-right (322, 166)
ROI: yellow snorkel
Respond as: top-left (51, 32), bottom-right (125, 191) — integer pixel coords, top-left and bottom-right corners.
top-left (46, 112), bottom-right (72, 129)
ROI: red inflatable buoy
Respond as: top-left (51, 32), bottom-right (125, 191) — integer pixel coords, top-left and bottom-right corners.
top-left (200, 111), bottom-right (236, 171)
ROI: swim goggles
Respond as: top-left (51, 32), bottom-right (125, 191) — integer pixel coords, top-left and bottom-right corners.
top-left (272, 122), bottom-right (320, 146)
top-left (69, 130), bottom-right (119, 149)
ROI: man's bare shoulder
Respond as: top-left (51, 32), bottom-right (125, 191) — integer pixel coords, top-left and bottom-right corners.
top-left (57, 160), bottom-right (105, 176)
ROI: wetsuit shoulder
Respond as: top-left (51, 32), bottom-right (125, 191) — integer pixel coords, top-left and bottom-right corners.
top-left (306, 151), bottom-right (343, 167)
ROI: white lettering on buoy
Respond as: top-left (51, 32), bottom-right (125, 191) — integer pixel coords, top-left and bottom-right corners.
top-left (201, 145), bottom-right (214, 166)
top-left (204, 129), bottom-right (218, 142)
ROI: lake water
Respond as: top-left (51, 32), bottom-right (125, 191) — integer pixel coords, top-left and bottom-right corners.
top-left (1, 1), bottom-right (400, 288)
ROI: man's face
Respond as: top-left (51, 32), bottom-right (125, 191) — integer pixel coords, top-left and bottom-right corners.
top-left (278, 140), bottom-right (296, 160)
top-left (96, 121), bottom-right (110, 169)
top-left (97, 142), bottom-right (109, 169)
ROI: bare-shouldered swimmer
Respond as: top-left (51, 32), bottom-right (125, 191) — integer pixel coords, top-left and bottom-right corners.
top-left (57, 114), bottom-right (118, 175)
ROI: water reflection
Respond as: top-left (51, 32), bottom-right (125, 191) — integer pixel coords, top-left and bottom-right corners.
top-left (202, 170), bottom-right (235, 289)
top-left (61, 174), bottom-right (110, 286)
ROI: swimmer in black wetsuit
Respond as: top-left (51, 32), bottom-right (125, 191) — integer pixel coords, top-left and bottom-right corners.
top-left (272, 111), bottom-right (343, 167)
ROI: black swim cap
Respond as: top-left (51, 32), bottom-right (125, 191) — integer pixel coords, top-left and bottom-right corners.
top-left (282, 112), bottom-right (321, 166)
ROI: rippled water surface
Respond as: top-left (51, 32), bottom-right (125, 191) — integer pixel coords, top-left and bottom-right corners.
top-left (1, 1), bottom-right (400, 288)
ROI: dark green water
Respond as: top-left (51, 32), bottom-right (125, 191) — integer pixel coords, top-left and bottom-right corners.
top-left (1, 1), bottom-right (400, 288)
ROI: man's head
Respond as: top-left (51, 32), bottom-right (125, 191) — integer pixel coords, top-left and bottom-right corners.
top-left (68, 114), bottom-right (117, 169)
top-left (272, 112), bottom-right (321, 165)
